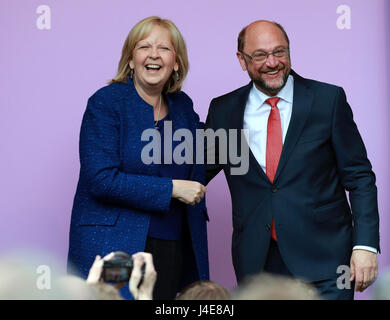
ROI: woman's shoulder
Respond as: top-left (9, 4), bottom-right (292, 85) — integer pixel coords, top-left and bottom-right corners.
top-left (169, 90), bottom-right (202, 125)
top-left (169, 90), bottom-right (193, 108)
top-left (89, 81), bottom-right (130, 103)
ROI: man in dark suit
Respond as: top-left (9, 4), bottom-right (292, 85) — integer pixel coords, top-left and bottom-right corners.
top-left (205, 20), bottom-right (379, 299)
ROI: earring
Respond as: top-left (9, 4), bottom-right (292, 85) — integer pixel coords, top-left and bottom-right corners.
top-left (130, 68), bottom-right (134, 79)
top-left (174, 71), bottom-right (180, 82)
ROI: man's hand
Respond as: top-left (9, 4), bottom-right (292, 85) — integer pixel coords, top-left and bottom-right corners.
top-left (350, 249), bottom-right (378, 292)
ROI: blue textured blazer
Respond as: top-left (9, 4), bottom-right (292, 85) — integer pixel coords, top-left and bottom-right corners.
top-left (67, 79), bottom-right (209, 296)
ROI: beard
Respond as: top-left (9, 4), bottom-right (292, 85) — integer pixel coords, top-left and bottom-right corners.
top-left (251, 68), bottom-right (290, 96)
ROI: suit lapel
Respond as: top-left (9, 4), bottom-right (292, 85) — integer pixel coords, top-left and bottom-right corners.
top-left (228, 83), bottom-right (251, 131)
top-left (229, 82), bottom-right (270, 183)
top-left (167, 95), bottom-right (185, 131)
top-left (166, 93), bottom-right (198, 178)
top-left (273, 71), bottom-right (314, 182)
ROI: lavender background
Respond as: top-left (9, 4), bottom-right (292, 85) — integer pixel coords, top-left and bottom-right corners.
top-left (1, 0), bottom-right (388, 299)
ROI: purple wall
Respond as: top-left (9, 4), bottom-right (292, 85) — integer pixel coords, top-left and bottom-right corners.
top-left (1, 0), bottom-right (388, 299)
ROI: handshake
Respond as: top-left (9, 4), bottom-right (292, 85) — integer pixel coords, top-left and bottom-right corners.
top-left (172, 180), bottom-right (207, 206)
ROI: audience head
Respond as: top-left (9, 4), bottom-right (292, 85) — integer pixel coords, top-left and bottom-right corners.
top-left (88, 282), bottom-right (123, 300)
top-left (0, 250), bottom-right (97, 299)
top-left (231, 272), bottom-right (321, 300)
top-left (55, 275), bottom-right (98, 299)
top-left (371, 267), bottom-right (390, 300)
top-left (176, 280), bottom-right (230, 300)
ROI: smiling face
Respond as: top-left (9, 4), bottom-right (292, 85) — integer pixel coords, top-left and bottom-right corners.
top-left (237, 21), bottom-right (291, 96)
top-left (129, 25), bottom-right (179, 94)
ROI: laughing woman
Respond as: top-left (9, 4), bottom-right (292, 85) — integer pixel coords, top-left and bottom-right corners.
top-left (67, 16), bottom-right (209, 300)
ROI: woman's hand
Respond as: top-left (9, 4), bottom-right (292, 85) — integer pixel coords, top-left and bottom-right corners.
top-left (172, 180), bottom-right (207, 205)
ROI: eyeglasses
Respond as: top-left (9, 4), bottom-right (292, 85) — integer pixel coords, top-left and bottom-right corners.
top-left (239, 48), bottom-right (289, 64)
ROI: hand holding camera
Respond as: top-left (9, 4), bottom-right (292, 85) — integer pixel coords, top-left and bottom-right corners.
top-left (86, 252), bottom-right (115, 284)
top-left (129, 252), bottom-right (156, 300)
top-left (86, 250), bottom-right (156, 300)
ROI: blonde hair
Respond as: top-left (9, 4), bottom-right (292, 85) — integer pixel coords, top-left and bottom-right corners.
top-left (176, 281), bottom-right (230, 300)
top-left (109, 16), bottom-right (189, 93)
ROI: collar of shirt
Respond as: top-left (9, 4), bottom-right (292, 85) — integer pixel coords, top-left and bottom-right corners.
top-left (248, 74), bottom-right (294, 111)
top-left (243, 74), bottom-right (294, 171)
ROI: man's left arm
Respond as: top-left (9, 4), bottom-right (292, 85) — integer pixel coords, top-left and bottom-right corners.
top-left (331, 87), bottom-right (380, 292)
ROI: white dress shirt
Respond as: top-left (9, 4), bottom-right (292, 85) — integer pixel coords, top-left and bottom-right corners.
top-left (243, 75), bottom-right (376, 254)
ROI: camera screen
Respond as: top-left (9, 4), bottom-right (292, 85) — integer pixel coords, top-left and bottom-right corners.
top-left (103, 267), bottom-right (131, 283)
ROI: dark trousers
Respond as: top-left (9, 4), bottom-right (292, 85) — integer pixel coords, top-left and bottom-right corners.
top-left (144, 237), bottom-right (184, 300)
top-left (264, 239), bottom-right (354, 300)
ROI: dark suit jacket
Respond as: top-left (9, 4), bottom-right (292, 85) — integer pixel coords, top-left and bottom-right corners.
top-left (67, 79), bottom-right (209, 298)
top-left (205, 70), bottom-right (380, 282)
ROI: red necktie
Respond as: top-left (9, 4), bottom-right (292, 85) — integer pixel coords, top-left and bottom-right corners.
top-left (265, 97), bottom-right (282, 241)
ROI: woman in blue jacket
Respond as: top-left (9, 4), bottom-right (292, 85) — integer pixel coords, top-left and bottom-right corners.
top-left (67, 16), bottom-right (209, 300)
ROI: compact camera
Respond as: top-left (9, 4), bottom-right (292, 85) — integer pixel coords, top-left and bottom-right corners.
top-left (102, 250), bottom-right (144, 284)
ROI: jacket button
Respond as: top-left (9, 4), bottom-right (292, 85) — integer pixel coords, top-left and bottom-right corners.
top-left (265, 224), bottom-right (271, 231)
top-left (271, 186), bottom-right (277, 193)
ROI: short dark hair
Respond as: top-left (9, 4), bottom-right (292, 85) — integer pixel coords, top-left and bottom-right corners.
top-left (237, 21), bottom-right (290, 52)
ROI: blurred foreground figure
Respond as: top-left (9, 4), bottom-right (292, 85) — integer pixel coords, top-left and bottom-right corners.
top-left (176, 280), bottom-right (230, 300)
top-left (0, 251), bottom-right (96, 299)
top-left (371, 267), bottom-right (390, 300)
top-left (231, 273), bottom-right (320, 300)
top-left (86, 251), bottom-right (157, 300)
